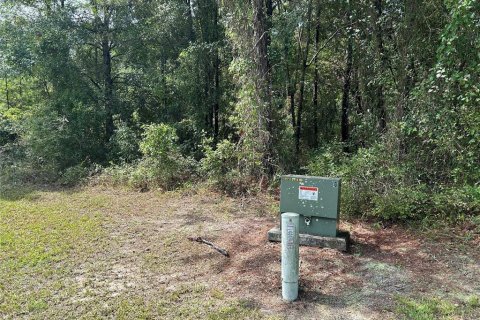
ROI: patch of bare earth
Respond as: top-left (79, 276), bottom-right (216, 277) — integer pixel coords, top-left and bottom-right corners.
top-left (39, 187), bottom-right (480, 319)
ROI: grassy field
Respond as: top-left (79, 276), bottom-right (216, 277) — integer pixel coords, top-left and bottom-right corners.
top-left (0, 185), bottom-right (479, 319)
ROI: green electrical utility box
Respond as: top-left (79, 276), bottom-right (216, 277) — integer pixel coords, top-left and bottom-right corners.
top-left (280, 175), bottom-right (341, 237)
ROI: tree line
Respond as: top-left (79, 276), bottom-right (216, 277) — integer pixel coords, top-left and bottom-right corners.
top-left (1, 0), bottom-right (479, 220)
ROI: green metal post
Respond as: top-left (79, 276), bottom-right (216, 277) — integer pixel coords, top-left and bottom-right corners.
top-left (281, 212), bottom-right (299, 301)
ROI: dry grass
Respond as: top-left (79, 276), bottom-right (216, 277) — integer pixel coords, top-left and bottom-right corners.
top-left (1, 185), bottom-right (479, 319)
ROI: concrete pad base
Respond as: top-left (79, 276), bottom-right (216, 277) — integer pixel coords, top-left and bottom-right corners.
top-left (267, 227), bottom-right (350, 252)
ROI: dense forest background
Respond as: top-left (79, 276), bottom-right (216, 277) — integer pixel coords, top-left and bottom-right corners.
top-left (0, 0), bottom-right (479, 222)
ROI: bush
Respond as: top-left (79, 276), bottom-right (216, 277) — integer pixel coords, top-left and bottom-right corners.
top-left (308, 144), bottom-right (408, 219)
top-left (200, 139), bottom-right (256, 195)
top-left (108, 117), bottom-right (140, 163)
top-left (371, 186), bottom-right (428, 221)
top-left (307, 142), bottom-right (480, 222)
top-left (0, 116), bottom-right (17, 146)
top-left (305, 143), bottom-right (344, 177)
top-left (58, 163), bottom-right (91, 186)
top-left (98, 123), bottom-right (197, 190)
top-left (341, 145), bottom-right (414, 219)
top-left (0, 118), bottom-right (27, 186)
top-left (20, 101), bottom-right (104, 182)
top-left (174, 119), bottom-right (206, 160)
top-left (139, 123), bottom-right (187, 187)
top-left (201, 139), bottom-right (237, 178)
top-left (0, 143), bottom-right (26, 187)
top-left (429, 186), bottom-right (480, 220)
top-left (140, 123), bottom-right (178, 158)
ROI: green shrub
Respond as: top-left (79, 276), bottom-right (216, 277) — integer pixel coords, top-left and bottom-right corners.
top-left (200, 139), bottom-right (256, 195)
top-left (308, 144), bottom-right (410, 219)
top-left (371, 186), bottom-right (428, 221)
top-left (20, 101), bottom-right (104, 183)
top-left (0, 116), bottom-right (17, 146)
top-left (58, 163), bottom-right (90, 186)
top-left (138, 123), bottom-right (188, 188)
top-left (174, 119), bottom-right (206, 160)
top-left (201, 139), bottom-right (237, 178)
top-left (307, 143), bottom-right (480, 222)
top-left (98, 123), bottom-right (197, 190)
top-left (305, 143), bottom-right (344, 178)
top-left (97, 162), bottom-right (135, 187)
top-left (108, 117), bottom-right (140, 163)
top-left (429, 186), bottom-right (480, 220)
top-left (140, 123), bottom-right (178, 160)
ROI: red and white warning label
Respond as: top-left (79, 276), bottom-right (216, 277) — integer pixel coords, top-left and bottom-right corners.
top-left (298, 186), bottom-right (318, 201)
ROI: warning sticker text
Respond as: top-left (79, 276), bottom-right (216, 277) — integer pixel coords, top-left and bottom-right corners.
top-left (298, 186), bottom-right (319, 201)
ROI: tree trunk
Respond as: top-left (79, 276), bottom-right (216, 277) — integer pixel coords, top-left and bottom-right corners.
top-left (312, 3), bottom-right (321, 148)
top-left (352, 66), bottom-right (363, 115)
top-left (295, 0), bottom-right (313, 153)
top-left (102, 35), bottom-right (114, 141)
top-left (289, 89), bottom-right (295, 129)
top-left (266, 0), bottom-right (273, 46)
top-left (284, 37), bottom-right (296, 129)
top-left (253, 0), bottom-right (270, 90)
top-left (374, 0), bottom-right (387, 132)
top-left (186, 0), bottom-right (195, 42)
top-left (213, 56), bottom-right (220, 143)
top-left (101, 6), bottom-right (114, 142)
top-left (341, 6), bottom-right (353, 150)
top-left (213, 0), bottom-right (220, 143)
top-left (252, 0), bottom-right (274, 175)
top-left (205, 71), bottom-right (212, 130)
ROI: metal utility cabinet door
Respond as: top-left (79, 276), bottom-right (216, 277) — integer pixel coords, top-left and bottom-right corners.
top-left (280, 175), bottom-right (341, 237)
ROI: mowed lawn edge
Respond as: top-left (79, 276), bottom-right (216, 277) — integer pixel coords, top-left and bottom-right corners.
top-left (0, 188), bottom-right (104, 317)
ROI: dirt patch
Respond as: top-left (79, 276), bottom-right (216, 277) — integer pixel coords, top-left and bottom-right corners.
top-left (74, 187), bottom-right (480, 319)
